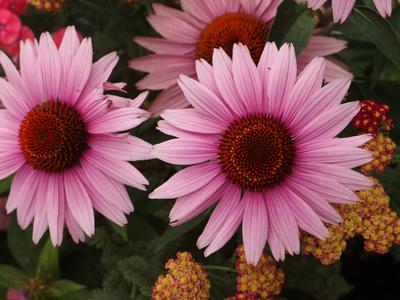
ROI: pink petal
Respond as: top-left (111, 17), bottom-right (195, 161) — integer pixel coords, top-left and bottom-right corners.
top-left (266, 189), bottom-right (300, 255)
top-left (169, 172), bottom-right (226, 223)
top-left (178, 75), bottom-right (233, 124)
top-left (152, 138), bottom-right (217, 165)
top-left (149, 84), bottom-right (189, 117)
top-left (149, 162), bottom-right (221, 199)
top-left (0, 152), bottom-right (25, 180)
top-left (46, 174), bottom-right (65, 246)
top-left (134, 36), bottom-right (195, 55)
top-left (89, 134), bottom-right (153, 161)
top-left (82, 150), bottom-right (149, 190)
top-left (87, 107), bottom-right (150, 134)
top-left (63, 169), bottom-right (95, 236)
top-left (242, 192), bottom-right (268, 266)
top-left (197, 184), bottom-right (241, 249)
top-left (161, 108), bottom-right (226, 134)
top-left (232, 44), bottom-right (263, 112)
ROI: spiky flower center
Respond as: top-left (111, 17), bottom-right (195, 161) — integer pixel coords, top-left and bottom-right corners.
top-left (19, 101), bottom-right (87, 173)
top-left (196, 12), bottom-right (269, 64)
top-left (218, 114), bottom-right (295, 191)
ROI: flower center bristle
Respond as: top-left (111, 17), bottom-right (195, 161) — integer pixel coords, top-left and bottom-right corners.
top-left (196, 12), bottom-right (269, 64)
top-left (19, 101), bottom-right (87, 173)
top-left (218, 114), bottom-right (295, 191)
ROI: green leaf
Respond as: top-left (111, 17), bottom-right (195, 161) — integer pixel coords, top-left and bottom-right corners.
top-left (0, 265), bottom-right (28, 289)
top-left (348, 6), bottom-right (400, 70)
top-left (0, 175), bottom-right (13, 196)
top-left (152, 213), bottom-right (207, 253)
top-left (37, 238), bottom-right (59, 280)
top-left (7, 217), bottom-right (42, 273)
top-left (48, 279), bottom-right (85, 298)
top-left (108, 221), bottom-right (128, 241)
top-left (55, 289), bottom-right (92, 300)
top-left (269, 0), bottom-right (314, 54)
top-left (282, 256), bottom-right (352, 300)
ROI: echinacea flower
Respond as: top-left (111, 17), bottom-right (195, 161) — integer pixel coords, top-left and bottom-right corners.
top-left (130, 0), bottom-right (352, 116)
top-left (0, 26), bottom-right (152, 246)
top-left (150, 43), bottom-right (373, 264)
top-left (0, 8), bottom-right (21, 45)
top-left (306, 0), bottom-right (400, 22)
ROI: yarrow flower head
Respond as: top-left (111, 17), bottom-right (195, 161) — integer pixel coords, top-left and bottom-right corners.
top-left (152, 252), bottom-right (211, 300)
top-left (303, 179), bottom-right (400, 264)
top-left (361, 133), bottom-right (396, 175)
top-left (29, 0), bottom-right (64, 12)
top-left (130, 0), bottom-right (351, 116)
top-left (150, 42), bottom-right (373, 265)
top-left (352, 100), bottom-right (394, 135)
top-left (305, 0), bottom-right (400, 23)
top-left (226, 245), bottom-right (284, 300)
top-left (0, 26), bottom-right (152, 246)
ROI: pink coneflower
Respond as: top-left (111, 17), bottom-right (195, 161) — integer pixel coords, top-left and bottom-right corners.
top-left (306, 0), bottom-right (400, 22)
top-left (0, 26), bottom-right (152, 246)
top-left (150, 43), bottom-right (373, 265)
top-left (130, 0), bottom-right (352, 116)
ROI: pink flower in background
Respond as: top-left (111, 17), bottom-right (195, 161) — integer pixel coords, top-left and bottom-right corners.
top-left (52, 27), bottom-right (83, 48)
top-left (0, 26), bottom-right (152, 246)
top-left (0, 0), bottom-right (29, 16)
top-left (306, 0), bottom-right (400, 22)
top-left (2, 25), bottom-right (34, 58)
top-left (0, 197), bottom-right (10, 231)
top-left (0, 8), bottom-right (21, 45)
top-left (130, 0), bottom-right (352, 116)
top-left (6, 289), bottom-right (29, 300)
top-left (150, 43), bottom-right (372, 265)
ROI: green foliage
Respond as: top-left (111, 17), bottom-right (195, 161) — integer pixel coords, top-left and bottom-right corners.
top-left (0, 0), bottom-right (399, 299)
top-left (269, 0), bottom-right (314, 54)
top-left (0, 265), bottom-right (28, 290)
top-left (282, 256), bottom-right (352, 300)
top-left (37, 239), bottom-right (59, 281)
top-left (348, 6), bottom-right (400, 70)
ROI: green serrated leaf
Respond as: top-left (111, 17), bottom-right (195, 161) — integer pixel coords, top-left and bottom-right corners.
top-left (55, 289), bottom-right (93, 300)
top-left (0, 264), bottom-right (28, 290)
top-left (0, 175), bottom-right (13, 196)
top-left (48, 279), bottom-right (85, 298)
top-left (37, 238), bottom-right (59, 281)
top-left (269, 0), bottom-right (314, 54)
top-left (282, 256), bottom-right (352, 300)
top-left (151, 213), bottom-right (207, 253)
top-left (348, 6), bottom-right (400, 70)
top-left (108, 221), bottom-right (128, 241)
top-left (7, 217), bottom-right (42, 274)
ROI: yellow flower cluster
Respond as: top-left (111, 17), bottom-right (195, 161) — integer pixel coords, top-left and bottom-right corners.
top-left (226, 246), bottom-right (284, 300)
top-left (152, 252), bottom-right (210, 300)
top-left (303, 179), bottom-right (400, 264)
top-left (29, 0), bottom-right (64, 12)
top-left (361, 133), bottom-right (396, 174)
